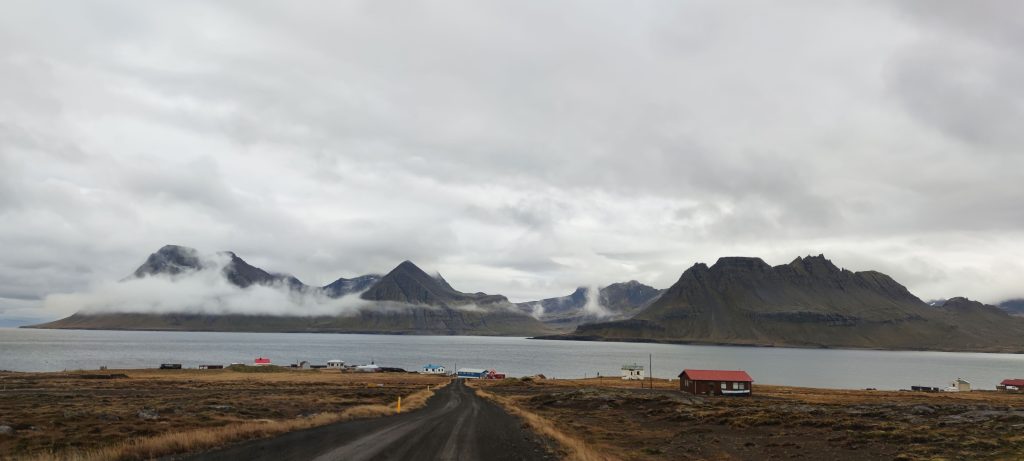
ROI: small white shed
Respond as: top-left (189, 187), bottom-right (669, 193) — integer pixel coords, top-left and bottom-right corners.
top-left (621, 363), bottom-right (645, 380)
top-left (947, 377), bottom-right (971, 392)
top-left (327, 360), bottom-right (345, 368)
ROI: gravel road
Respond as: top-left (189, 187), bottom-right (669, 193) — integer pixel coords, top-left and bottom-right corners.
top-left (185, 379), bottom-right (555, 461)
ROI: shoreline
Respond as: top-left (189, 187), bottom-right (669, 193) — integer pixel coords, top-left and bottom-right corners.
top-left (530, 333), bottom-right (1024, 354)
top-left (15, 324), bottom-right (1024, 354)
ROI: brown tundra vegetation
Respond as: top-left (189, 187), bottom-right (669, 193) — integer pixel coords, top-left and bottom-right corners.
top-left (0, 367), bottom-right (447, 461)
top-left (473, 377), bottom-right (1024, 461)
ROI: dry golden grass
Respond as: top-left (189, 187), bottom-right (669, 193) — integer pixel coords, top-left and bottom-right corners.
top-left (473, 386), bottom-right (617, 461)
top-left (504, 376), bottom-right (1024, 406)
top-left (1, 368), bottom-right (447, 461)
top-left (477, 377), bottom-right (1024, 461)
top-left (20, 382), bottom-right (444, 461)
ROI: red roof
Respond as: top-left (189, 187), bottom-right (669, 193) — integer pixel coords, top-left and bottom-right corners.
top-left (1001, 379), bottom-right (1024, 387)
top-left (680, 369), bottom-right (753, 382)
top-left (254, 357), bottom-right (271, 364)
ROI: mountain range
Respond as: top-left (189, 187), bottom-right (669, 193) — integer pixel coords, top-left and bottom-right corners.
top-left (31, 245), bottom-right (550, 336)
top-left (515, 281), bottom-right (662, 330)
top-left (547, 255), bottom-right (1024, 352)
top-left (27, 247), bottom-right (1024, 352)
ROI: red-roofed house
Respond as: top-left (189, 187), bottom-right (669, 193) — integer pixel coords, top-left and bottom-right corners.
top-left (998, 379), bottom-right (1024, 391)
top-left (254, 357), bottom-right (272, 366)
top-left (678, 369), bottom-right (753, 396)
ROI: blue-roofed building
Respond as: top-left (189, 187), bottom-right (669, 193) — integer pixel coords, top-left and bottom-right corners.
top-left (456, 368), bottom-right (487, 379)
top-left (422, 364), bottom-right (447, 374)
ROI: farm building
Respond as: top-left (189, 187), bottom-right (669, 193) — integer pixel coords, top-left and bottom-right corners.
top-left (198, 364), bottom-right (223, 370)
top-left (159, 363), bottom-right (181, 370)
top-left (327, 360), bottom-right (345, 368)
top-left (254, 357), bottom-right (272, 366)
top-left (998, 379), bottom-right (1024, 391)
top-left (678, 369), bottom-right (753, 396)
top-left (456, 368), bottom-right (487, 379)
top-left (621, 363), bottom-right (645, 380)
top-left (422, 364), bottom-right (447, 374)
top-left (484, 369), bottom-right (506, 379)
top-left (946, 378), bottom-right (971, 392)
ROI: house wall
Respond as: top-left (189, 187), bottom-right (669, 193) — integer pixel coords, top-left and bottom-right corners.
top-left (680, 376), bottom-right (753, 396)
top-left (621, 369), bottom-right (645, 380)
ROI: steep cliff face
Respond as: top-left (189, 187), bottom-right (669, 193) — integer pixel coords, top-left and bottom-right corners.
top-left (564, 255), bottom-right (1024, 352)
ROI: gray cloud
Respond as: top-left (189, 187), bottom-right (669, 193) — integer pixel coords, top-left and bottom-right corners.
top-left (2, 1), bottom-right (1024, 324)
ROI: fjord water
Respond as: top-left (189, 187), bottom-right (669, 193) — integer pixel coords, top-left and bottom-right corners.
top-left (1, 328), bottom-right (1022, 390)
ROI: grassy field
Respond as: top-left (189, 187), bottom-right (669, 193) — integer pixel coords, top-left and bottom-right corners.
top-left (473, 377), bottom-right (1024, 461)
top-left (0, 367), bottom-right (448, 461)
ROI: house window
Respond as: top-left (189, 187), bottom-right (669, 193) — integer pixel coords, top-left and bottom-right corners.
top-left (720, 382), bottom-right (726, 389)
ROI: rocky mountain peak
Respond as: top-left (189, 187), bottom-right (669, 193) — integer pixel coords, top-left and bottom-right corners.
top-left (711, 257), bottom-right (771, 273)
top-left (788, 254), bottom-right (841, 276)
top-left (133, 245), bottom-right (205, 278)
top-left (360, 260), bottom-right (508, 307)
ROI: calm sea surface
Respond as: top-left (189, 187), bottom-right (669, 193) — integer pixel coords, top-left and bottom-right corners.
top-left (1, 328), bottom-right (1022, 390)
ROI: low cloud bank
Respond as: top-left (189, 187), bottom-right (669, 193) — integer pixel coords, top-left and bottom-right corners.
top-left (41, 260), bottom-right (515, 318)
top-left (43, 269), bottom-right (370, 317)
top-left (41, 252), bottom-right (379, 317)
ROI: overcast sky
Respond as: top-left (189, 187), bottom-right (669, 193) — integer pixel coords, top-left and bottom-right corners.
top-left (2, 1), bottom-right (1023, 323)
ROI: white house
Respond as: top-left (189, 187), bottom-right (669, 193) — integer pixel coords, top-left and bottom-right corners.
top-left (422, 364), bottom-right (446, 374)
top-left (945, 378), bottom-right (971, 392)
top-left (621, 363), bottom-right (645, 380)
top-left (327, 360), bottom-right (345, 368)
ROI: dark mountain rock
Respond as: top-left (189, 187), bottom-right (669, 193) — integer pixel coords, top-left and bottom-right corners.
top-left (520, 287), bottom-right (589, 317)
top-left (360, 261), bottom-right (509, 307)
top-left (934, 297), bottom-right (995, 311)
top-left (602, 280), bottom-right (663, 312)
top-left (554, 255), bottom-right (1024, 352)
top-left (220, 251), bottom-right (306, 290)
top-left (133, 245), bottom-right (205, 277)
top-left (132, 245), bottom-right (308, 291)
top-left (999, 299), bottom-right (1024, 316)
top-left (323, 275), bottom-right (381, 298)
top-left (29, 308), bottom-right (550, 336)
top-left (518, 281), bottom-right (662, 330)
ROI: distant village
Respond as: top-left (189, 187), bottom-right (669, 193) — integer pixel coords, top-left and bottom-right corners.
top-left (156, 358), bottom-right (1024, 396)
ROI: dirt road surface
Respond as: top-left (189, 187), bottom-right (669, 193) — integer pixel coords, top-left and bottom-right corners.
top-left (185, 379), bottom-right (555, 461)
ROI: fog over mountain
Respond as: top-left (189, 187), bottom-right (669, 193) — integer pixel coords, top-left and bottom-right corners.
top-left (3, 1), bottom-right (1024, 324)
top-left (43, 248), bottom-right (369, 318)
top-left (34, 245), bottom-right (550, 335)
